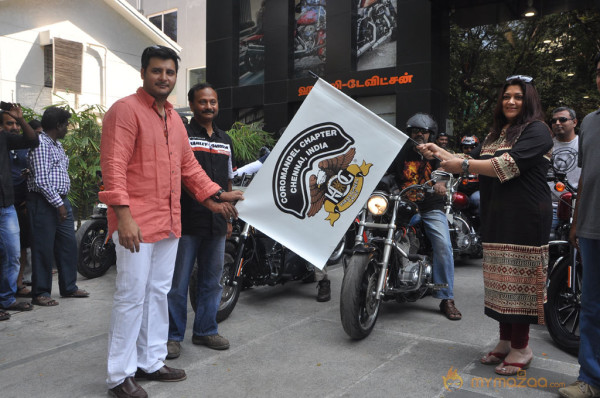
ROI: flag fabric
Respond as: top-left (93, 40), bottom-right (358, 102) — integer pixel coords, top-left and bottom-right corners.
top-left (235, 78), bottom-right (409, 268)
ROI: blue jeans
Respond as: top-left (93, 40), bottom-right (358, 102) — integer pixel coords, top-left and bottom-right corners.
top-left (168, 234), bottom-right (225, 341)
top-left (411, 210), bottom-right (454, 299)
top-left (470, 190), bottom-right (481, 216)
top-left (577, 237), bottom-right (600, 389)
top-left (0, 205), bottom-right (21, 308)
top-left (27, 193), bottom-right (79, 297)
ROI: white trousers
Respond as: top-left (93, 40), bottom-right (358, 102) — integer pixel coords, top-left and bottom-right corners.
top-left (106, 232), bottom-right (179, 388)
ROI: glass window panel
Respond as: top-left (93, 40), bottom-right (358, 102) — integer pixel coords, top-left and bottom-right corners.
top-left (188, 67), bottom-right (206, 92)
top-left (163, 11), bottom-right (177, 42)
top-left (149, 14), bottom-right (162, 30)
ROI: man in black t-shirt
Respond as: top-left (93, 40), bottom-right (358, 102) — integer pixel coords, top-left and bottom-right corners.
top-left (167, 83), bottom-right (235, 359)
top-left (390, 113), bottom-right (461, 321)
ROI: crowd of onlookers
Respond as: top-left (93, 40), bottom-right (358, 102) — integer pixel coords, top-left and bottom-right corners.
top-left (1, 105), bottom-right (89, 322)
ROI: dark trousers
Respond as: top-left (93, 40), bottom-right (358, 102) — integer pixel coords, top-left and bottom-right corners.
top-left (27, 193), bottom-right (79, 298)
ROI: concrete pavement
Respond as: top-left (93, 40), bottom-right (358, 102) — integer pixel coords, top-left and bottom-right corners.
top-left (0, 257), bottom-right (579, 397)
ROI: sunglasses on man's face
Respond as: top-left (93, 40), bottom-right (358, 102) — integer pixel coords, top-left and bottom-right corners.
top-left (408, 128), bottom-right (431, 135)
top-left (550, 117), bottom-right (573, 124)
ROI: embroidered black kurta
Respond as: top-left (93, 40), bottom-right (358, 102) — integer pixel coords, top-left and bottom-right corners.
top-left (474, 121), bottom-right (553, 325)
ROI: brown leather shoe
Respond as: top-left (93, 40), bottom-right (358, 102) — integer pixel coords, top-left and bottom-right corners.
top-left (440, 299), bottom-right (462, 320)
top-left (192, 333), bottom-right (230, 350)
top-left (135, 365), bottom-right (186, 382)
top-left (109, 377), bottom-right (147, 398)
top-left (166, 340), bottom-right (181, 360)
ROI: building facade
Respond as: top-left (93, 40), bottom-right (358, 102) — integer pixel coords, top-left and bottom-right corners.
top-left (0, 0), bottom-right (180, 113)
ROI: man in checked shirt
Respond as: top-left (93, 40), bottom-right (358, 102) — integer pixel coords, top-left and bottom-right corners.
top-left (27, 106), bottom-right (89, 307)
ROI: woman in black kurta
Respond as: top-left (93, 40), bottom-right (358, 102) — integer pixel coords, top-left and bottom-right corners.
top-left (417, 77), bottom-right (553, 376)
top-left (475, 120), bottom-right (552, 326)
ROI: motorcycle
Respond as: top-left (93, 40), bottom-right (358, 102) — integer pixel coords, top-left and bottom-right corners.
top-left (356, 0), bottom-right (397, 58)
top-left (240, 32), bottom-right (265, 74)
top-left (339, 171), bottom-right (448, 340)
top-left (189, 172), bottom-right (346, 323)
top-left (442, 173), bottom-right (482, 259)
top-left (545, 171), bottom-right (581, 355)
top-left (75, 174), bottom-right (116, 279)
top-left (238, 1), bottom-right (326, 75)
top-left (294, 0), bottom-right (326, 61)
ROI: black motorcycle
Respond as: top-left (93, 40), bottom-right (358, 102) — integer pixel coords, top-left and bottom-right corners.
top-left (545, 171), bottom-right (580, 355)
top-left (189, 173), bottom-right (346, 323)
top-left (339, 171), bottom-right (447, 339)
top-left (75, 174), bottom-right (115, 279)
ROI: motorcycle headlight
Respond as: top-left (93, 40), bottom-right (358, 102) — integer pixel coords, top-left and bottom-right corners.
top-left (367, 194), bottom-right (388, 216)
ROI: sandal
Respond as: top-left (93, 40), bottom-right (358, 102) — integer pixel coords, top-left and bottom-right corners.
top-left (16, 285), bottom-right (31, 298)
top-left (5, 301), bottom-right (33, 311)
top-left (61, 289), bottom-right (90, 298)
top-left (0, 310), bottom-right (10, 321)
top-left (480, 351), bottom-right (508, 365)
top-left (440, 299), bottom-right (462, 320)
top-left (495, 358), bottom-right (532, 376)
top-left (32, 296), bottom-right (59, 306)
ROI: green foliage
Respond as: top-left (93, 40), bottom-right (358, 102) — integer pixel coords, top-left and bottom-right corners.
top-left (227, 121), bottom-right (276, 166)
top-left (21, 107), bottom-right (40, 124)
top-left (449, 9), bottom-right (600, 145)
top-left (56, 102), bottom-right (105, 227)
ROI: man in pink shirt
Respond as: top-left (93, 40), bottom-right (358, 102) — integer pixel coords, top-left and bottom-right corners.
top-left (100, 45), bottom-right (243, 398)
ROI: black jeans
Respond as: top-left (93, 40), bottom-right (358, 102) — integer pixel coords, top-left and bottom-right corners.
top-left (27, 193), bottom-right (79, 298)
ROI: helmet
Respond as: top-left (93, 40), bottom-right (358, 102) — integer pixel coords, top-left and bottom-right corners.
top-left (406, 113), bottom-right (438, 135)
top-left (460, 135), bottom-right (479, 147)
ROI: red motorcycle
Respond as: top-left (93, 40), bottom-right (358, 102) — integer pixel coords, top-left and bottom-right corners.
top-left (294, 0), bottom-right (326, 61)
top-left (441, 173), bottom-right (482, 258)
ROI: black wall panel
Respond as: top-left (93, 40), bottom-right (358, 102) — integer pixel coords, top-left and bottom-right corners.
top-left (207, 0), bottom-right (449, 133)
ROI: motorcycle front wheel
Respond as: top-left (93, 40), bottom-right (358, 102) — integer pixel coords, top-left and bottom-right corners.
top-left (75, 219), bottom-right (115, 279)
top-left (340, 253), bottom-right (381, 339)
top-left (189, 250), bottom-right (240, 323)
top-left (544, 256), bottom-right (581, 356)
top-left (327, 235), bottom-right (346, 265)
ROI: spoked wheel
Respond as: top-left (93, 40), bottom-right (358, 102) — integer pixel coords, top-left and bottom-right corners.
top-left (340, 253), bottom-right (381, 339)
top-left (216, 253), bottom-right (241, 322)
top-left (449, 215), bottom-right (471, 255)
top-left (545, 257), bottom-right (581, 356)
top-left (75, 219), bottom-right (115, 279)
top-left (190, 249), bottom-right (240, 323)
top-left (327, 235), bottom-right (346, 265)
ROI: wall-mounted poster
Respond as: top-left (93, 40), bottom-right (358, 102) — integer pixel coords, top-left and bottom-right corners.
top-left (240, 0), bottom-right (266, 86)
top-left (356, 0), bottom-right (397, 71)
top-left (293, 0), bottom-right (326, 78)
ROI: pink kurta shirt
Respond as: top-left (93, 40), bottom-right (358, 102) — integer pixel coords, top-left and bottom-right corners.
top-left (99, 87), bottom-right (220, 242)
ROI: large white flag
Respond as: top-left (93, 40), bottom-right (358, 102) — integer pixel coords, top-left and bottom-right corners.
top-left (236, 78), bottom-right (408, 268)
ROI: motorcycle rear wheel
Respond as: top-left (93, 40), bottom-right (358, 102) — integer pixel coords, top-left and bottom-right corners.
top-left (340, 253), bottom-right (380, 339)
top-left (75, 219), bottom-right (115, 279)
top-left (544, 257), bottom-right (581, 356)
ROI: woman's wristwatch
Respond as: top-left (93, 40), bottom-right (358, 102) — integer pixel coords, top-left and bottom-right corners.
top-left (462, 158), bottom-right (470, 176)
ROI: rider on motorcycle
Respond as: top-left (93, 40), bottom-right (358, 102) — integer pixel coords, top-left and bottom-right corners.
top-left (388, 113), bottom-right (462, 320)
top-left (436, 131), bottom-right (454, 153)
